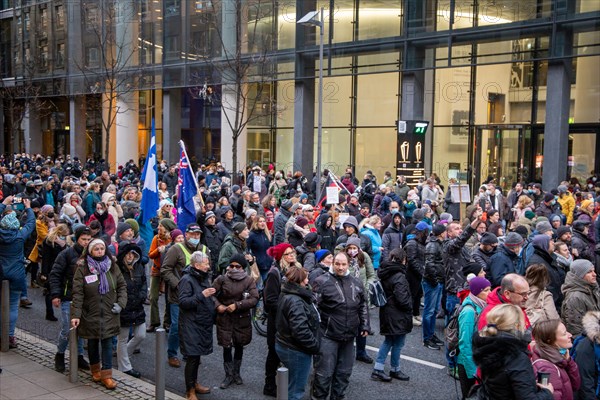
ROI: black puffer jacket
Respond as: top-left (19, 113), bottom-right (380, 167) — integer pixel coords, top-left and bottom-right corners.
top-left (527, 247), bottom-right (565, 311)
top-left (178, 266), bottom-right (215, 357)
top-left (313, 271), bottom-right (370, 341)
top-left (444, 225), bottom-right (476, 294)
top-left (117, 243), bottom-right (147, 327)
top-left (377, 260), bottom-right (413, 336)
top-left (405, 236), bottom-right (426, 278)
top-left (202, 223), bottom-right (222, 271)
top-left (276, 281), bottom-right (321, 355)
top-left (472, 331), bottom-right (553, 400)
top-left (317, 216), bottom-right (337, 253)
top-left (48, 243), bottom-right (85, 301)
top-left (424, 236), bottom-right (444, 285)
top-left (381, 219), bottom-right (403, 262)
top-left (471, 246), bottom-right (496, 273)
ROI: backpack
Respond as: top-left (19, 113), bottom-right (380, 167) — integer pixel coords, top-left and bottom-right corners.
top-left (445, 303), bottom-right (478, 357)
top-left (369, 280), bottom-right (388, 307)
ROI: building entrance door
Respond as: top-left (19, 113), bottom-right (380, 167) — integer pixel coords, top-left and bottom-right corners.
top-left (472, 125), bottom-right (525, 195)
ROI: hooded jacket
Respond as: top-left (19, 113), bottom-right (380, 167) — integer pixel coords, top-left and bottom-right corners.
top-left (49, 242), bottom-right (85, 301)
top-left (377, 260), bottom-right (413, 336)
top-left (317, 215), bottom-right (337, 253)
top-left (360, 225), bottom-right (383, 268)
top-left (381, 216), bottom-right (403, 262)
top-left (561, 271), bottom-right (600, 335)
top-left (572, 229), bottom-right (596, 263)
top-left (527, 246), bottom-right (566, 311)
top-left (0, 206), bottom-right (35, 283)
top-left (335, 216), bottom-right (373, 257)
top-left (471, 245), bottom-right (496, 273)
top-left (217, 234), bottom-right (246, 273)
top-left (117, 242), bottom-right (147, 327)
top-left (489, 244), bottom-right (522, 288)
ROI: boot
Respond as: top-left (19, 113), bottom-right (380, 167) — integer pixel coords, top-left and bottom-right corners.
top-left (45, 311), bottom-right (58, 321)
top-left (232, 359), bottom-right (243, 385)
top-left (186, 387), bottom-right (199, 400)
top-left (90, 363), bottom-right (102, 382)
top-left (194, 382), bottom-right (211, 394)
top-left (77, 355), bottom-right (90, 370)
top-left (100, 369), bottom-right (117, 390)
top-left (263, 376), bottom-right (277, 397)
top-left (54, 353), bottom-right (65, 373)
top-left (219, 362), bottom-right (235, 389)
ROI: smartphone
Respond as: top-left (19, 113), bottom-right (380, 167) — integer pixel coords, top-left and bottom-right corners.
top-left (537, 372), bottom-right (550, 385)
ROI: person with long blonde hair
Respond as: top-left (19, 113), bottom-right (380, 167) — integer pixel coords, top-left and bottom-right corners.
top-left (40, 223), bottom-right (70, 321)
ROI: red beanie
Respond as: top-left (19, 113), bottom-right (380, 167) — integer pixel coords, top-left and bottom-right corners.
top-left (267, 243), bottom-right (294, 262)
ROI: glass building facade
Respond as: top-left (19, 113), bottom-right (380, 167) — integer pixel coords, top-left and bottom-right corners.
top-left (0, 0), bottom-right (599, 191)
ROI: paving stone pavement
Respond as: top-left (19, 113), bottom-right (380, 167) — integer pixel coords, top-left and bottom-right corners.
top-left (0, 329), bottom-right (184, 400)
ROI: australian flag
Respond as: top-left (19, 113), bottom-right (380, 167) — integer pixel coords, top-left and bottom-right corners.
top-left (177, 144), bottom-right (197, 232)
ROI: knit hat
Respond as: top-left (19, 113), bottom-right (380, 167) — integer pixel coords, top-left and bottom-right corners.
top-left (159, 218), bottom-right (177, 232)
top-left (415, 221), bottom-right (430, 232)
top-left (346, 234), bottom-right (362, 249)
top-left (513, 225), bottom-right (529, 239)
top-left (300, 193), bottom-right (308, 201)
top-left (556, 226), bottom-right (571, 239)
top-left (281, 200), bottom-right (293, 210)
top-left (204, 211), bottom-right (216, 222)
top-left (480, 232), bottom-right (499, 245)
top-left (544, 193), bottom-right (555, 203)
top-left (87, 238), bottom-right (106, 253)
top-left (290, 203), bottom-right (302, 213)
top-left (40, 205), bottom-right (54, 214)
top-left (304, 232), bottom-right (322, 247)
top-left (229, 253), bottom-right (249, 269)
top-left (231, 185), bottom-right (241, 193)
top-left (233, 222), bottom-right (247, 235)
top-left (125, 218), bottom-right (139, 236)
top-left (550, 214), bottom-right (562, 223)
top-left (267, 243), bottom-right (294, 261)
top-left (412, 209), bottom-right (426, 222)
top-left (504, 232), bottom-right (524, 247)
top-left (295, 216), bottom-right (309, 228)
top-left (463, 262), bottom-right (483, 278)
top-left (470, 277), bottom-right (491, 297)
top-left (535, 221), bottom-right (553, 234)
top-left (315, 249), bottom-right (332, 263)
top-left (159, 199), bottom-right (173, 209)
top-left (117, 222), bottom-right (133, 238)
top-left (573, 220), bottom-right (591, 232)
top-left (245, 209), bottom-right (257, 219)
top-left (557, 185), bottom-right (568, 194)
top-left (73, 224), bottom-right (90, 241)
top-left (186, 223), bottom-right (202, 233)
top-left (170, 229), bottom-right (183, 241)
top-left (581, 199), bottom-right (593, 211)
top-left (0, 212), bottom-right (20, 230)
top-left (440, 212), bottom-right (453, 223)
top-left (432, 223), bottom-right (446, 236)
top-left (571, 259), bottom-right (594, 279)
top-left (524, 210), bottom-right (536, 220)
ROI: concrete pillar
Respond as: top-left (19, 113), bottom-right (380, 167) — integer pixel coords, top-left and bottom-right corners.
top-left (69, 96), bottom-right (87, 159)
top-left (0, 98), bottom-right (4, 155)
top-left (22, 104), bottom-right (41, 154)
top-left (163, 90), bottom-right (182, 164)
top-left (116, 92), bottom-right (139, 168)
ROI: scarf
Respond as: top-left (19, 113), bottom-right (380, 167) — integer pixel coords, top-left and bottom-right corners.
top-left (555, 253), bottom-right (573, 269)
top-left (534, 342), bottom-right (565, 364)
top-left (0, 212), bottom-right (20, 230)
top-left (86, 255), bottom-right (111, 295)
top-left (468, 292), bottom-right (487, 311)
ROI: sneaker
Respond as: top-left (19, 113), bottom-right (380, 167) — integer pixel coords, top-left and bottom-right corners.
top-left (447, 366), bottom-right (460, 380)
top-left (412, 316), bottom-right (422, 326)
top-left (371, 369), bottom-right (392, 382)
top-left (390, 370), bottom-right (410, 381)
top-left (431, 334), bottom-right (444, 346)
top-left (356, 354), bottom-right (374, 364)
top-left (423, 339), bottom-right (441, 350)
top-left (124, 369), bottom-right (141, 378)
top-left (415, 315), bottom-right (422, 321)
top-left (146, 325), bottom-right (159, 333)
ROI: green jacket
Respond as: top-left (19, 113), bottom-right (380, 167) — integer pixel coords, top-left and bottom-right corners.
top-left (457, 296), bottom-right (483, 378)
top-left (70, 258), bottom-right (127, 340)
top-left (218, 234), bottom-right (246, 273)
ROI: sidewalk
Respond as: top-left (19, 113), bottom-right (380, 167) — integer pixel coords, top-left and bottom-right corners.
top-left (0, 329), bottom-right (184, 400)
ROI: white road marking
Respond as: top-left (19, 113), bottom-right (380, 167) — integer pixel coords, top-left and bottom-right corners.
top-left (365, 345), bottom-right (446, 370)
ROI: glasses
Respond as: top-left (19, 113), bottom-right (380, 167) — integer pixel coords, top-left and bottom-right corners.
top-left (509, 290), bottom-right (529, 298)
top-left (164, 205), bottom-right (173, 208)
top-left (305, 209), bottom-right (314, 212)
top-left (283, 251), bottom-right (296, 256)
top-left (230, 263), bottom-right (244, 269)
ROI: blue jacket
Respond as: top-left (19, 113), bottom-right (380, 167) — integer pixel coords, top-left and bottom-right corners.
top-left (361, 226), bottom-right (383, 269)
top-left (457, 296), bottom-right (483, 378)
top-left (247, 229), bottom-right (273, 271)
top-left (0, 205), bottom-right (36, 282)
top-left (489, 244), bottom-right (522, 288)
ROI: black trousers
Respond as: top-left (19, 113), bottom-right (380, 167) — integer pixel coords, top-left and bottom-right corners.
top-left (406, 270), bottom-right (423, 317)
top-left (184, 356), bottom-right (201, 390)
top-left (265, 313), bottom-right (280, 387)
top-left (457, 364), bottom-right (476, 399)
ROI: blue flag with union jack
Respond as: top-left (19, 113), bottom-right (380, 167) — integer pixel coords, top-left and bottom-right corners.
top-left (177, 144), bottom-right (197, 232)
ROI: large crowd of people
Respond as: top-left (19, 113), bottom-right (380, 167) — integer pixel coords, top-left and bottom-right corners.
top-left (0, 152), bottom-right (599, 400)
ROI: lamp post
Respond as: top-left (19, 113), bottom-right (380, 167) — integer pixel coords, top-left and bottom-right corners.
top-left (298, 7), bottom-right (324, 204)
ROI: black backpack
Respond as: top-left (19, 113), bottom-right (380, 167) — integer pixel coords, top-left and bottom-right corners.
top-left (445, 303), bottom-right (479, 357)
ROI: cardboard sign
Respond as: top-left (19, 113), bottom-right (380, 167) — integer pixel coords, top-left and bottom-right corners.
top-left (450, 184), bottom-right (471, 203)
top-left (326, 187), bottom-right (339, 204)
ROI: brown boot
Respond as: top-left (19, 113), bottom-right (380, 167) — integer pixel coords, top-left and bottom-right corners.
top-left (90, 363), bottom-right (102, 382)
top-left (186, 387), bottom-right (199, 400)
top-left (194, 382), bottom-right (211, 394)
top-left (100, 369), bottom-right (117, 390)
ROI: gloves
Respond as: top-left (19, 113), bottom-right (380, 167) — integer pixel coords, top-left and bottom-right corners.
top-left (111, 303), bottom-right (122, 314)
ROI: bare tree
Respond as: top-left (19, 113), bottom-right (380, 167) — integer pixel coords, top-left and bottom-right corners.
top-left (74, 0), bottom-right (140, 163)
top-left (189, 0), bottom-right (277, 182)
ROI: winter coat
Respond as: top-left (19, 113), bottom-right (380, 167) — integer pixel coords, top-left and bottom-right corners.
top-left (0, 206), bottom-right (35, 283)
top-left (471, 246), bottom-right (496, 274)
top-left (379, 192), bottom-right (402, 216)
top-left (377, 260), bottom-right (413, 336)
top-left (561, 272), bottom-right (600, 335)
top-left (117, 243), bottom-right (147, 327)
top-left (48, 243), bottom-right (86, 301)
top-left (527, 247), bottom-right (566, 311)
top-left (524, 286), bottom-right (560, 325)
top-left (472, 331), bottom-right (554, 400)
top-left (536, 202), bottom-right (555, 219)
top-left (336, 232), bottom-right (373, 257)
top-left (478, 287), bottom-right (532, 330)
top-left (558, 193), bottom-right (576, 225)
top-left (313, 271), bottom-right (370, 341)
top-left (217, 219), bottom-right (235, 242)
top-left (246, 229), bottom-right (273, 272)
top-left (83, 191), bottom-right (101, 221)
top-left (40, 238), bottom-right (67, 278)
top-left (405, 236), bottom-right (426, 278)
top-left (162, 240), bottom-right (206, 303)
top-left (573, 311), bottom-right (600, 400)
top-left (457, 296), bottom-right (484, 378)
top-left (148, 235), bottom-right (171, 278)
top-left (444, 225), bottom-right (476, 294)
top-left (178, 266), bottom-right (215, 357)
top-left (531, 345), bottom-right (581, 400)
top-left (213, 269), bottom-right (259, 347)
top-left (443, 188), bottom-right (460, 221)
top-left (88, 212), bottom-right (116, 238)
top-left (70, 256), bottom-right (127, 339)
top-left (275, 281), bottom-right (321, 355)
top-left (28, 219), bottom-right (49, 263)
top-left (381, 220), bottom-right (403, 261)
top-left (348, 253), bottom-right (376, 298)
top-left (360, 225), bottom-right (383, 268)
top-left (217, 234), bottom-right (246, 273)
top-left (317, 217), bottom-right (337, 253)
top-left (424, 236), bottom-right (444, 285)
top-left (394, 183), bottom-right (410, 201)
top-left (273, 207), bottom-right (292, 245)
top-left (201, 223), bottom-right (222, 271)
top-left (295, 244), bottom-right (317, 272)
top-left (572, 230), bottom-right (596, 263)
top-left (489, 244), bottom-right (522, 288)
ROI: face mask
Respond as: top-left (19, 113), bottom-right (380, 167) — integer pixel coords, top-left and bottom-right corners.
top-left (588, 184), bottom-right (594, 189)
top-left (390, 208), bottom-right (399, 213)
top-left (188, 238), bottom-right (200, 246)
top-left (486, 190), bottom-right (492, 195)
top-left (558, 348), bottom-right (568, 356)
top-left (97, 210), bottom-right (105, 215)
top-left (551, 200), bottom-right (556, 205)
top-left (58, 236), bottom-right (66, 241)
top-left (347, 248), bottom-right (358, 257)
top-left (593, 177), bottom-right (597, 182)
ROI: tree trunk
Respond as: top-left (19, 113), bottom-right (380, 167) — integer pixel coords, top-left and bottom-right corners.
top-left (232, 132), bottom-right (238, 185)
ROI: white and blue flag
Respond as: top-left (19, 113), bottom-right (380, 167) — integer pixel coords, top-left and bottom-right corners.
top-left (139, 119), bottom-right (159, 224)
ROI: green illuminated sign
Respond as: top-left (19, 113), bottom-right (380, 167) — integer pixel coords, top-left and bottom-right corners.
top-left (413, 121), bottom-right (429, 135)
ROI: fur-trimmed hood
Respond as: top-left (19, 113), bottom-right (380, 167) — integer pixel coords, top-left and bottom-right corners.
top-left (582, 311), bottom-right (600, 343)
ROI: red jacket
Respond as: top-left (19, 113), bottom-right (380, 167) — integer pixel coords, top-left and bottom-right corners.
top-left (477, 287), bottom-right (531, 331)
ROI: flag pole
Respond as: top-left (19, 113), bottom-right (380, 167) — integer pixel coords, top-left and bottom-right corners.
top-left (179, 140), bottom-right (205, 207)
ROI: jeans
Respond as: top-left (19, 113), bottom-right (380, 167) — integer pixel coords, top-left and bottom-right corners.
top-left (57, 301), bottom-right (84, 354)
top-left (276, 342), bottom-right (313, 400)
top-left (421, 281), bottom-right (443, 341)
top-left (88, 337), bottom-right (114, 370)
top-left (167, 303), bottom-right (180, 358)
top-left (374, 334), bottom-right (406, 372)
top-left (312, 337), bottom-right (355, 400)
top-left (0, 266), bottom-right (26, 337)
top-left (117, 323), bottom-right (146, 372)
top-left (185, 355), bottom-right (201, 390)
top-left (149, 276), bottom-right (161, 327)
top-left (445, 293), bottom-right (460, 368)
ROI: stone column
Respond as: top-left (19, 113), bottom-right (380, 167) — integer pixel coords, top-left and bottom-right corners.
top-left (69, 96), bottom-right (87, 159)
top-left (22, 104), bottom-right (41, 154)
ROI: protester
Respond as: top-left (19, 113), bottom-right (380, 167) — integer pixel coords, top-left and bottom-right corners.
top-left (147, 218), bottom-right (176, 332)
top-left (525, 264), bottom-right (560, 327)
top-left (561, 259), bottom-right (600, 335)
top-left (572, 311), bottom-right (600, 399)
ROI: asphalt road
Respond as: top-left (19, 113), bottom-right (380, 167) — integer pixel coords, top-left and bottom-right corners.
top-left (17, 283), bottom-right (460, 400)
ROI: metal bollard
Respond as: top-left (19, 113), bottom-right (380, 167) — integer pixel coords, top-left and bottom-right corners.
top-left (276, 367), bottom-right (289, 400)
top-left (1, 280), bottom-right (9, 352)
top-left (155, 328), bottom-right (166, 400)
top-left (69, 328), bottom-right (78, 383)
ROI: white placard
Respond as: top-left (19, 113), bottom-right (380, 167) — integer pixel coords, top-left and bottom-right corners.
top-left (450, 184), bottom-right (471, 203)
top-left (326, 187), bottom-right (339, 204)
top-left (253, 178), bottom-right (261, 193)
top-left (338, 213), bottom-right (350, 226)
